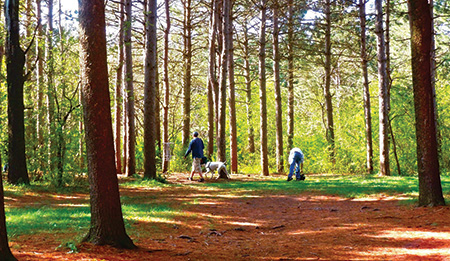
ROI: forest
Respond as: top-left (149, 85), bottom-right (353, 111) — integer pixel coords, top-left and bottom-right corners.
top-left (0, 0), bottom-right (449, 259)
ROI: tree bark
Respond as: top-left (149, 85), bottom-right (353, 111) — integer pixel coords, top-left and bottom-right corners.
top-left (47, 0), bottom-right (57, 175)
top-left (79, 0), bottom-right (136, 248)
top-left (182, 0), bottom-right (192, 149)
top-left (227, 0), bottom-right (237, 174)
top-left (207, 0), bottom-right (218, 159)
top-left (324, 0), bottom-right (335, 164)
top-left (36, 0), bottom-right (46, 172)
top-left (273, 2), bottom-right (283, 174)
top-left (259, 0), bottom-right (269, 176)
top-left (375, 0), bottom-right (390, 176)
top-left (243, 23), bottom-right (255, 154)
top-left (359, 0), bottom-right (373, 173)
top-left (143, 0), bottom-right (157, 179)
top-left (0, 175), bottom-right (16, 261)
top-left (124, 0), bottom-right (136, 176)
top-left (408, 0), bottom-right (445, 206)
top-left (115, 0), bottom-right (125, 174)
top-left (162, 0), bottom-right (171, 173)
top-left (287, 0), bottom-right (294, 156)
top-left (6, 0), bottom-right (30, 185)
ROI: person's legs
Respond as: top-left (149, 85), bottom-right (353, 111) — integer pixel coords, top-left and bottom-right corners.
top-left (193, 158), bottom-right (204, 181)
top-left (288, 161), bottom-right (296, 181)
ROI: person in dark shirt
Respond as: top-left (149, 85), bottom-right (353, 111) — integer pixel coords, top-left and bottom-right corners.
top-left (184, 132), bottom-right (205, 182)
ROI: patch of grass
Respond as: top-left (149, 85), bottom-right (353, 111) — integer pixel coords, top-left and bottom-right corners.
top-left (204, 175), bottom-right (450, 201)
top-left (6, 206), bottom-right (90, 239)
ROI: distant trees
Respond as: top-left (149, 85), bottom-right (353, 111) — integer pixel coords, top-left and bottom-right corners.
top-left (79, 0), bottom-right (135, 248)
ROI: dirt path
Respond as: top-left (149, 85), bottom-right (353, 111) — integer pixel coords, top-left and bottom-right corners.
top-left (10, 173), bottom-right (450, 260)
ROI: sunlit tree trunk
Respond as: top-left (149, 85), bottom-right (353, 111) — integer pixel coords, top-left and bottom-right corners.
top-left (227, 0), bottom-right (237, 174)
top-left (6, 0), bottom-right (30, 185)
top-left (79, 0), bottom-right (136, 248)
top-left (124, 0), bottom-right (136, 176)
top-left (47, 0), bottom-right (57, 175)
top-left (207, 0), bottom-right (218, 159)
top-left (408, 0), bottom-right (444, 207)
top-left (359, 0), bottom-right (373, 173)
top-left (375, 0), bottom-right (390, 176)
top-left (259, 0), bottom-right (269, 176)
top-left (217, 0), bottom-right (229, 163)
top-left (182, 0), bottom-right (192, 149)
top-left (287, 0), bottom-right (294, 156)
top-left (143, 0), bottom-right (157, 179)
top-left (36, 0), bottom-right (46, 172)
top-left (243, 23), bottom-right (255, 154)
top-left (324, 0), bottom-right (335, 164)
top-left (115, 0), bottom-right (124, 174)
top-left (272, 2), bottom-right (283, 174)
top-left (162, 0), bottom-right (171, 173)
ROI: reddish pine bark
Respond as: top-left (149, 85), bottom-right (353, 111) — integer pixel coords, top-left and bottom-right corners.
top-left (79, 0), bottom-right (135, 248)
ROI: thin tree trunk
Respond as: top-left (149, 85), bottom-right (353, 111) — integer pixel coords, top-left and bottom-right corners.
top-left (115, 0), bottom-right (125, 174)
top-left (36, 0), bottom-right (46, 172)
top-left (143, 0), bottom-right (157, 179)
top-left (259, 0), bottom-right (269, 176)
top-left (243, 23), bottom-right (255, 154)
top-left (359, 0), bottom-right (373, 173)
top-left (182, 0), bottom-right (192, 149)
top-left (287, 0), bottom-right (294, 156)
top-left (375, 0), bottom-right (390, 176)
top-left (6, 0), bottom-right (29, 185)
top-left (124, 0), bottom-right (136, 176)
top-left (162, 0), bottom-right (171, 173)
top-left (273, 2), bottom-right (283, 174)
top-left (79, 0), bottom-right (136, 248)
top-left (227, 0), bottom-right (237, 174)
top-left (207, 0), bottom-right (218, 159)
top-left (408, 0), bottom-right (444, 207)
top-left (324, 0), bottom-right (335, 164)
top-left (47, 0), bottom-right (57, 175)
top-left (217, 0), bottom-right (229, 163)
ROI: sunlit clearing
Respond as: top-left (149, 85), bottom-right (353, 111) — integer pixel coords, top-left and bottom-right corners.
top-left (371, 230), bottom-right (450, 241)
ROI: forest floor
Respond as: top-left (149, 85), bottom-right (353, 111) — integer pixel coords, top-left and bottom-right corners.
top-left (9, 172), bottom-right (450, 260)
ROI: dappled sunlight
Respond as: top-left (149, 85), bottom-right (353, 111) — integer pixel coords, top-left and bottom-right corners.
top-left (227, 221), bottom-right (261, 227)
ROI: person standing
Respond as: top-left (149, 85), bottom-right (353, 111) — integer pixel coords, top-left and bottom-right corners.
top-left (184, 132), bottom-right (205, 182)
top-left (287, 148), bottom-right (305, 181)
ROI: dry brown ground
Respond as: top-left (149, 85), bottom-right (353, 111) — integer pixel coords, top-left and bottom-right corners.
top-left (8, 173), bottom-right (450, 260)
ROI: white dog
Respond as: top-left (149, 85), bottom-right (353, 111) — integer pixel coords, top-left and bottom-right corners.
top-left (204, 161), bottom-right (230, 179)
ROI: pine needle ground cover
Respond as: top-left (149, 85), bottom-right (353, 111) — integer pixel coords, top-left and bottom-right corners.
top-left (5, 173), bottom-right (450, 260)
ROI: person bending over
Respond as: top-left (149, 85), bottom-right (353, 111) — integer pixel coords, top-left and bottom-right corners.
top-left (287, 148), bottom-right (305, 181)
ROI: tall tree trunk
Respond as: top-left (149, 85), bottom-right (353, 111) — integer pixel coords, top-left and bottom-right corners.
top-left (25, 0), bottom-right (35, 157)
top-left (259, 0), bottom-right (269, 176)
top-left (207, 0), bottom-right (218, 159)
top-left (115, 0), bottom-right (125, 174)
top-left (182, 0), bottom-right (192, 149)
top-left (324, 0), bottom-right (335, 164)
top-left (217, 0), bottom-right (229, 164)
top-left (359, 0), bottom-right (373, 173)
top-left (124, 0), bottom-right (136, 176)
top-left (79, 0), bottom-right (136, 248)
top-left (243, 23), bottom-right (255, 154)
top-left (36, 0), bottom-right (46, 172)
top-left (287, 0), bottom-right (294, 156)
top-left (6, 0), bottom-right (30, 185)
top-left (375, 0), bottom-right (390, 176)
top-left (227, 0), bottom-right (237, 174)
top-left (47, 0), bottom-right (57, 175)
top-left (408, 0), bottom-right (444, 207)
top-left (0, 3), bottom-right (15, 257)
top-left (272, 2), bottom-right (283, 174)
top-left (143, 0), bottom-right (157, 179)
top-left (162, 0), bottom-right (171, 173)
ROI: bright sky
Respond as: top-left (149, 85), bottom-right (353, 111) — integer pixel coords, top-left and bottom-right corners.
top-left (61, 0), bottom-right (78, 12)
